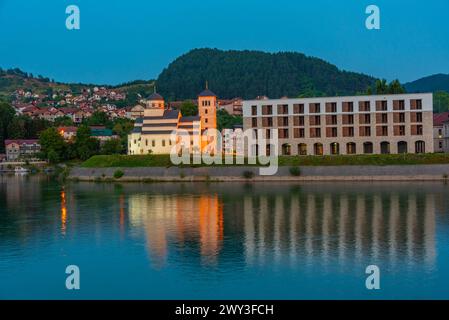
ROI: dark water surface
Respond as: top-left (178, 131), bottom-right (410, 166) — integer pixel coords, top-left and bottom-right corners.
top-left (1, 174), bottom-right (448, 299)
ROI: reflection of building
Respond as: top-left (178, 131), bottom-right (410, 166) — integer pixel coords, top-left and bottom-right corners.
top-left (128, 86), bottom-right (217, 155)
top-left (243, 93), bottom-right (434, 155)
top-left (128, 194), bottom-right (223, 266)
top-left (242, 190), bottom-right (436, 268)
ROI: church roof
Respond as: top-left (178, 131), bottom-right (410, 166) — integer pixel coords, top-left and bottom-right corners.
top-left (198, 88), bottom-right (216, 97)
top-left (147, 92), bottom-right (164, 101)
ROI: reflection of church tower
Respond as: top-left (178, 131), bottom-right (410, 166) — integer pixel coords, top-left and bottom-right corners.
top-left (145, 87), bottom-right (165, 109)
top-left (198, 82), bottom-right (217, 132)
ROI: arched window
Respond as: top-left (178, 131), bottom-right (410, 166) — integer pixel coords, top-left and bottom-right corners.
top-left (363, 142), bottom-right (373, 154)
top-left (330, 142), bottom-right (340, 155)
top-left (346, 142), bottom-right (356, 155)
top-left (415, 140), bottom-right (425, 154)
top-left (298, 143), bottom-right (307, 156)
top-left (398, 141), bottom-right (408, 154)
top-left (380, 141), bottom-right (390, 154)
top-left (314, 143), bottom-right (323, 156)
top-left (282, 143), bottom-right (291, 156)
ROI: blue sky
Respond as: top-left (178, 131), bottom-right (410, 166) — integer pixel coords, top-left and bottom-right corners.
top-left (0, 0), bottom-right (448, 85)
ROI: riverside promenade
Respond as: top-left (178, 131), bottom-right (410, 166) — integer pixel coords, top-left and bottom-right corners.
top-left (69, 164), bottom-right (449, 182)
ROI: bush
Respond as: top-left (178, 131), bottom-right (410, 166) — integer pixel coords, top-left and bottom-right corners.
top-left (113, 170), bottom-right (124, 179)
top-left (243, 170), bottom-right (255, 179)
top-left (289, 166), bottom-right (301, 176)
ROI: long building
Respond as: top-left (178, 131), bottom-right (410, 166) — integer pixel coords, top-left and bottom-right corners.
top-left (243, 93), bottom-right (433, 156)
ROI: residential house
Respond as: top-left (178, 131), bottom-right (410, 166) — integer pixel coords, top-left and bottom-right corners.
top-left (4, 139), bottom-right (41, 161)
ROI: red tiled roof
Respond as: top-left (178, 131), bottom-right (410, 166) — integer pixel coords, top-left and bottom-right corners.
top-left (58, 126), bottom-right (78, 133)
top-left (433, 112), bottom-right (449, 126)
top-left (5, 139), bottom-right (39, 146)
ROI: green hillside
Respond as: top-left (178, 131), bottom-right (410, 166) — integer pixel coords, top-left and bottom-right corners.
top-left (404, 74), bottom-right (449, 93)
top-left (156, 48), bottom-right (376, 100)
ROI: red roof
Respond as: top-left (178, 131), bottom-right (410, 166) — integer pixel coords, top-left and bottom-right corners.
top-left (433, 112), bottom-right (449, 126)
top-left (58, 126), bottom-right (78, 133)
top-left (5, 139), bottom-right (39, 146)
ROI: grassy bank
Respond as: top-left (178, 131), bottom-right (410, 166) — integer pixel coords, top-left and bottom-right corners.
top-left (81, 153), bottom-right (449, 168)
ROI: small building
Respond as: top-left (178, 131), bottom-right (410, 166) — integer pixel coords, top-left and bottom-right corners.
top-left (433, 112), bottom-right (449, 152)
top-left (4, 139), bottom-right (41, 161)
top-left (58, 126), bottom-right (78, 141)
top-left (90, 126), bottom-right (118, 144)
top-left (0, 154), bottom-right (6, 162)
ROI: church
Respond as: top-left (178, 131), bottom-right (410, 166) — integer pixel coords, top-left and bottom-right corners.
top-left (127, 86), bottom-right (217, 155)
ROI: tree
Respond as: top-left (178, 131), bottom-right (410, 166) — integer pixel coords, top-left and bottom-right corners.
top-left (180, 100), bottom-right (198, 116)
top-left (54, 116), bottom-right (74, 127)
top-left (84, 111), bottom-right (110, 126)
top-left (0, 102), bottom-right (16, 152)
top-left (388, 79), bottom-right (406, 94)
top-left (74, 125), bottom-right (100, 160)
top-left (39, 127), bottom-right (67, 162)
top-left (216, 109), bottom-right (242, 131)
top-left (101, 138), bottom-right (123, 155)
top-left (7, 117), bottom-right (26, 139)
top-left (375, 79), bottom-right (388, 94)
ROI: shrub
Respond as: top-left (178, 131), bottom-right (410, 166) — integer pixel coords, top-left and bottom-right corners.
top-left (289, 166), bottom-right (301, 176)
top-left (113, 170), bottom-right (124, 179)
top-left (243, 170), bottom-right (255, 179)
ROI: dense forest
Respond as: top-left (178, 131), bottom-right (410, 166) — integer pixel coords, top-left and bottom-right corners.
top-left (156, 48), bottom-right (376, 100)
top-left (404, 74), bottom-right (449, 93)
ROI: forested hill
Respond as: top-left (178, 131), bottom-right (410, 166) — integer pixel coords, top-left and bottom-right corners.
top-left (156, 48), bottom-right (376, 100)
top-left (404, 74), bottom-right (449, 93)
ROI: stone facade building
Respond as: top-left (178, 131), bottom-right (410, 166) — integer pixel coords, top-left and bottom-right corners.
top-left (243, 93), bottom-right (433, 156)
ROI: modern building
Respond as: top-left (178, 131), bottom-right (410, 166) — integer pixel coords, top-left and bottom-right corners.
top-left (4, 139), bottom-right (41, 161)
top-left (128, 87), bottom-right (217, 155)
top-left (243, 93), bottom-right (433, 156)
top-left (433, 112), bottom-right (449, 152)
top-left (90, 126), bottom-right (118, 144)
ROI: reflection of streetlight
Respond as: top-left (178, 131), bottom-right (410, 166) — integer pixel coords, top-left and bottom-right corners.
top-left (61, 189), bottom-right (67, 235)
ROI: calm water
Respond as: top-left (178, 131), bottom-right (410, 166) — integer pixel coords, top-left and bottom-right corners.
top-left (1, 175), bottom-right (449, 299)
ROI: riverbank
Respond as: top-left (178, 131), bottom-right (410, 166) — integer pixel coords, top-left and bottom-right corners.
top-left (68, 164), bottom-right (449, 182)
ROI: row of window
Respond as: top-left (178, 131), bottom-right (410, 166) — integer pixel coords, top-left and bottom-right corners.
top-left (262, 140), bottom-right (426, 156)
top-left (252, 112), bottom-right (423, 127)
top-left (252, 99), bottom-right (423, 115)
top-left (255, 125), bottom-right (423, 139)
top-left (131, 139), bottom-right (173, 147)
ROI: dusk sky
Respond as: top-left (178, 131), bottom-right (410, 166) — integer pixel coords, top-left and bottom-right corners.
top-left (1, 0), bottom-right (448, 85)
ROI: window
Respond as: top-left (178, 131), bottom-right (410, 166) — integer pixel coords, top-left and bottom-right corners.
top-left (310, 127), bottom-right (321, 138)
top-left (326, 115), bottom-right (337, 125)
top-left (145, 139), bottom-right (148, 146)
top-left (262, 117), bottom-right (273, 127)
top-left (394, 112), bottom-right (405, 123)
top-left (277, 104), bottom-right (289, 114)
top-left (293, 128), bottom-right (305, 138)
top-left (310, 115), bottom-right (321, 126)
top-left (314, 143), bottom-right (323, 155)
top-left (398, 141), bottom-right (407, 153)
top-left (343, 127), bottom-right (354, 137)
top-left (346, 142), bottom-right (356, 154)
top-left (152, 140), bottom-right (156, 147)
top-left (252, 118), bottom-right (258, 127)
top-left (343, 114), bottom-right (354, 125)
top-left (279, 129), bottom-right (289, 139)
top-left (415, 141), bottom-right (425, 153)
top-left (330, 142), bottom-right (340, 155)
top-left (411, 125), bottom-right (423, 135)
top-left (411, 99), bottom-right (422, 110)
top-left (363, 142), bottom-right (373, 154)
top-left (359, 101), bottom-right (370, 112)
top-left (162, 140), bottom-right (166, 147)
top-left (298, 143), bottom-right (307, 155)
top-left (326, 127), bottom-right (338, 137)
top-left (251, 105), bottom-right (257, 115)
top-left (278, 117), bottom-right (289, 127)
top-left (360, 126), bottom-right (371, 136)
top-left (394, 125), bottom-right (406, 136)
top-left (282, 143), bottom-right (291, 155)
top-left (342, 102), bottom-right (354, 112)
top-left (293, 116), bottom-right (304, 126)
top-left (262, 105), bottom-right (273, 115)
top-left (293, 104), bottom-right (304, 114)
top-left (393, 100), bottom-right (405, 110)
top-left (309, 103), bottom-right (321, 113)
top-left (380, 142), bottom-right (390, 154)
top-left (326, 102), bottom-right (337, 113)
top-left (376, 100), bottom-right (388, 111)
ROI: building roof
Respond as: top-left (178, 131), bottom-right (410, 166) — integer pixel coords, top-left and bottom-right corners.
top-left (90, 127), bottom-right (113, 137)
top-left (147, 92), bottom-right (164, 101)
top-left (5, 139), bottom-right (39, 146)
top-left (179, 115), bottom-right (200, 122)
top-left (433, 112), bottom-right (449, 126)
top-left (58, 126), bottom-right (78, 133)
top-left (198, 88), bottom-right (216, 97)
top-left (163, 109), bottom-right (180, 119)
